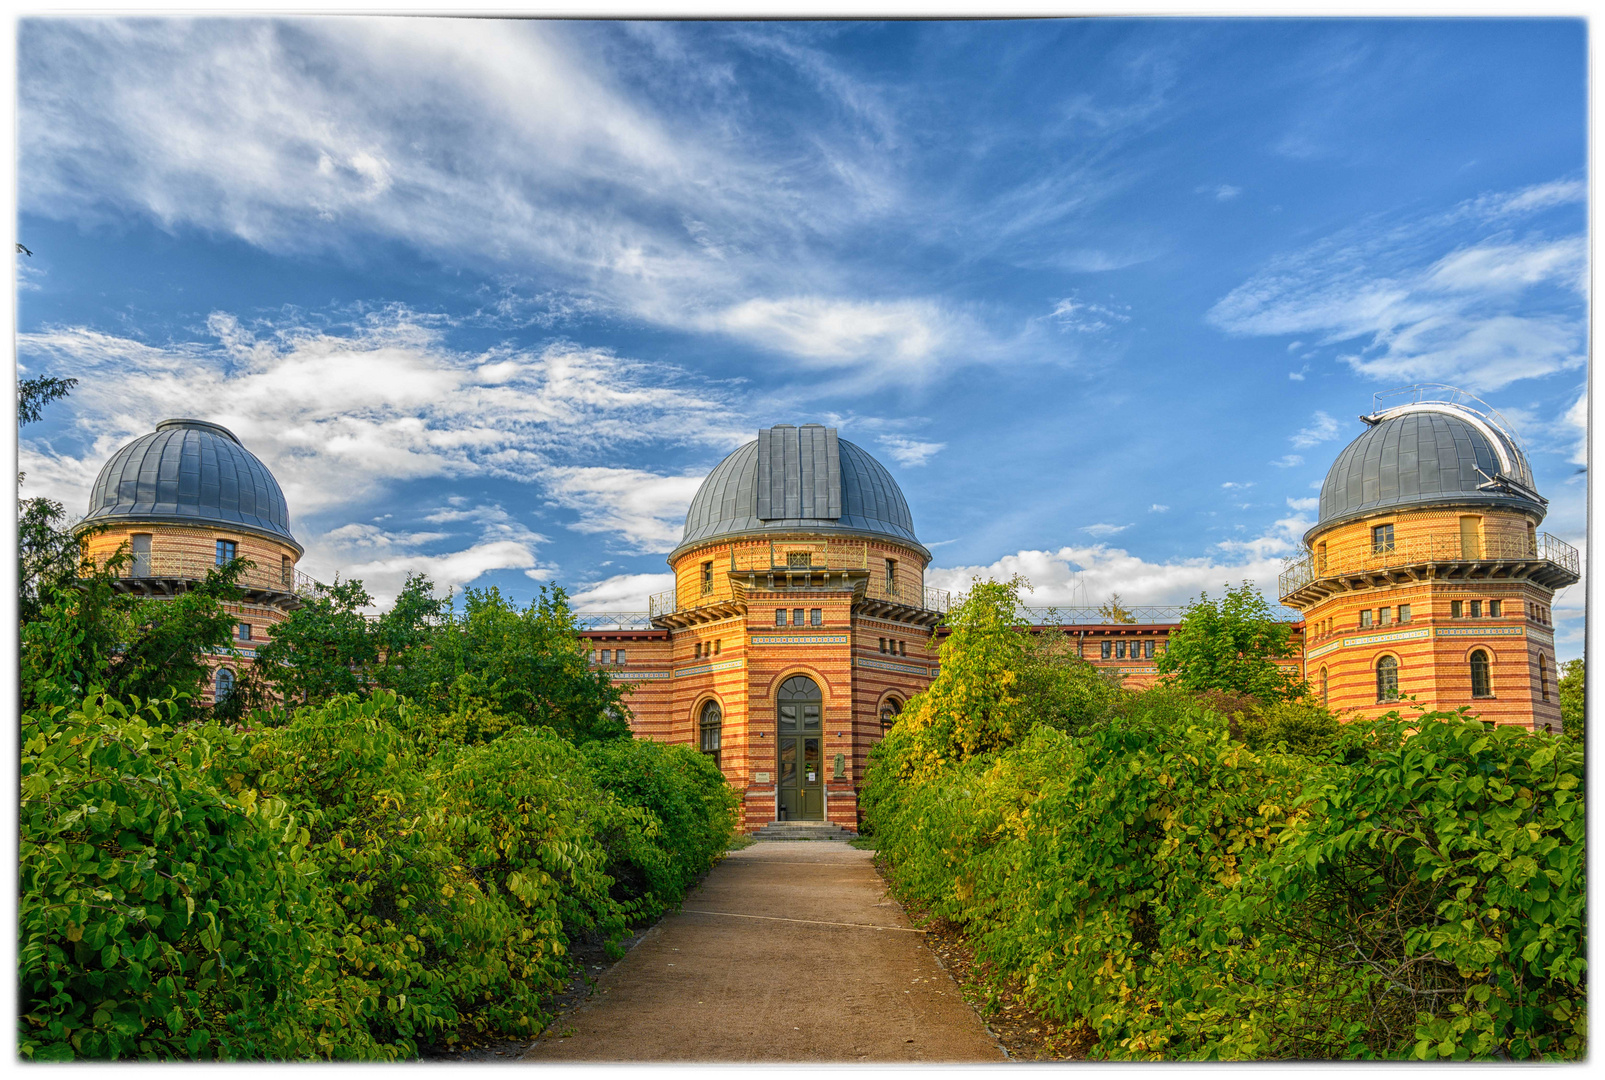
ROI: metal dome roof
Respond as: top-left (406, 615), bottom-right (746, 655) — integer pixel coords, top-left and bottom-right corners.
top-left (77, 419), bottom-right (301, 552)
top-left (1310, 393), bottom-right (1546, 542)
top-left (672, 424), bottom-right (927, 560)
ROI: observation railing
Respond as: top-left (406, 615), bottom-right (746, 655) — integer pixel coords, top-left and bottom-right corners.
top-left (1279, 532), bottom-right (1579, 601)
top-left (574, 612), bottom-right (654, 630)
top-left (649, 580), bottom-right (952, 620)
top-left (1017, 604), bottom-right (1303, 625)
top-left (94, 552), bottom-right (322, 599)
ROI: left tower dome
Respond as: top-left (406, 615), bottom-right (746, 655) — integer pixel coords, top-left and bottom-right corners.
top-left (79, 418), bottom-right (300, 552)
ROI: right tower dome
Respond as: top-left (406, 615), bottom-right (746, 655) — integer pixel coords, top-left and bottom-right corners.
top-left (1281, 386), bottom-right (1579, 730)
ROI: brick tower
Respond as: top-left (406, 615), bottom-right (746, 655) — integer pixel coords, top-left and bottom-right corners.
top-left (1280, 387), bottom-right (1578, 730)
top-left (583, 424), bottom-right (945, 831)
top-left (73, 418), bottom-right (309, 704)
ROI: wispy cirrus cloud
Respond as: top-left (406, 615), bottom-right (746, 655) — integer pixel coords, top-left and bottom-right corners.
top-left (1207, 178), bottom-right (1587, 391)
top-left (1290, 410), bottom-right (1343, 449)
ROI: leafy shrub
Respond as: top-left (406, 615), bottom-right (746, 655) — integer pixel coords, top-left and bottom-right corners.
top-left (580, 738), bottom-right (740, 915)
top-left (19, 695), bottom-right (328, 1060)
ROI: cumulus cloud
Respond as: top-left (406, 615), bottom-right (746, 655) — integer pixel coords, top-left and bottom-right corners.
top-left (567, 572), bottom-right (676, 611)
top-left (1207, 179), bottom-right (1586, 392)
top-left (17, 307), bottom-right (745, 538)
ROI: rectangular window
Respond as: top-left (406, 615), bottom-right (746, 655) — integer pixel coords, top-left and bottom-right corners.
top-left (1144, 640), bottom-right (1154, 659)
top-left (1451, 600), bottom-right (1463, 618)
top-left (1398, 604), bottom-right (1411, 624)
top-left (899, 640), bottom-right (907, 657)
top-left (1469, 600), bottom-right (1482, 618)
top-left (236, 622), bottom-right (252, 641)
top-left (810, 608), bottom-right (822, 626)
top-left (879, 638), bottom-right (886, 653)
top-left (1101, 641), bottom-right (1111, 660)
top-left (713, 640), bottom-right (721, 655)
top-left (694, 643), bottom-right (702, 659)
top-left (885, 558), bottom-right (897, 593)
top-left (1371, 523), bottom-right (1395, 553)
top-left (281, 554), bottom-right (292, 586)
top-left (1359, 610), bottom-right (1373, 629)
top-left (216, 539), bottom-right (238, 565)
top-left (615, 649), bottom-right (626, 666)
top-left (1460, 516), bottom-right (1482, 560)
top-left (1316, 542), bottom-right (1327, 572)
top-left (131, 533), bottom-right (152, 577)
top-left (600, 649), bottom-right (612, 664)
top-left (793, 608), bottom-right (804, 626)
top-left (701, 561), bottom-right (714, 594)
top-left (1379, 607), bottom-right (1392, 626)
top-left (1116, 641), bottom-right (1127, 659)
top-left (775, 609), bottom-right (786, 626)
top-left (1489, 599), bottom-right (1501, 618)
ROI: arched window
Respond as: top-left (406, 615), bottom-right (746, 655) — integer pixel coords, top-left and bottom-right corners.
top-left (215, 668), bottom-right (235, 702)
top-left (699, 700), bottom-right (722, 766)
top-left (1540, 654), bottom-right (1550, 703)
top-left (1320, 666), bottom-right (1329, 706)
top-left (1376, 656), bottom-right (1399, 703)
top-left (879, 698), bottom-right (902, 733)
top-left (1469, 650), bottom-right (1491, 699)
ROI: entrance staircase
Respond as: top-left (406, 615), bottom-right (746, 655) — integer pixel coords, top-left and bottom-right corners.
top-left (748, 821), bottom-right (857, 842)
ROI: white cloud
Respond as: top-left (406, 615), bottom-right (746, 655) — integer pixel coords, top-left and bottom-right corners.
top-left (876, 435), bottom-right (945, 467)
top-left (1149, 504), bottom-right (1168, 513)
top-left (700, 296), bottom-right (962, 370)
top-left (1290, 410), bottom-right (1342, 449)
top-left (540, 466), bottom-right (706, 552)
top-left (1220, 481), bottom-right (1255, 490)
top-left (1207, 179), bottom-right (1586, 392)
top-left (568, 572), bottom-right (676, 611)
top-left (1286, 496), bottom-right (1320, 513)
top-left (1563, 390), bottom-right (1588, 467)
top-left (1272, 454), bottom-right (1304, 468)
top-left (1196, 183), bottom-right (1241, 201)
top-left (1079, 522), bottom-right (1132, 537)
top-left (17, 309), bottom-right (745, 540)
top-left (1048, 294), bottom-right (1132, 334)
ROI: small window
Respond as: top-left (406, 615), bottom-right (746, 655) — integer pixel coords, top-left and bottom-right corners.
top-left (281, 554), bottom-right (292, 586)
top-left (1144, 640), bottom-right (1154, 659)
top-left (1320, 666), bottom-right (1329, 706)
top-left (787, 552), bottom-right (811, 569)
top-left (615, 649), bottom-right (626, 666)
top-left (215, 668), bottom-right (235, 701)
top-left (699, 700), bottom-right (722, 766)
top-left (1469, 600), bottom-right (1482, 619)
top-left (899, 640), bottom-right (907, 657)
top-left (1101, 641), bottom-right (1111, 660)
top-left (793, 608), bottom-right (804, 626)
top-left (1372, 524), bottom-right (1395, 554)
top-left (694, 643), bottom-right (701, 659)
top-left (1116, 640), bottom-right (1127, 659)
top-left (1489, 600), bottom-right (1501, 618)
top-left (879, 638), bottom-right (887, 654)
top-left (810, 608), bottom-right (822, 626)
top-left (775, 609), bottom-right (786, 627)
top-left (1376, 656), bottom-right (1399, 702)
top-left (1398, 604), bottom-right (1411, 624)
top-left (1359, 610), bottom-right (1373, 629)
top-left (216, 539), bottom-right (238, 565)
top-left (1470, 650), bottom-right (1491, 698)
top-left (713, 640), bottom-right (721, 655)
top-left (701, 561), bottom-right (714, 594)
top-left (1540, 655), bottom-right (1550, 702)
top-left (600, 649), bottom-right (612, 664)
top-left (1451, 600), bottom-right (1463, 619)
top-left (885, 558), bottom-right (897, 586)
top-left (236, 622), bottom-right (252, 641)
top-left (1316, 542), bottom-right (1327, 572)
top-left (1379, 607), bottom-right (1392, 627)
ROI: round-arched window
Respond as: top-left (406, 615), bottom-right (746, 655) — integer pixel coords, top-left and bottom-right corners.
top-left (1375, 656), bottom-right (1399, 703)
top-left (215, 667), bottom-right (235, 702)
top-left (777, 675), bottom-right (821, 732)
top-left (1469, 650), bottom-right (1492, 699)
top-left (699, 700), bottom-right (722, 765)
top-left (879, 697), bottom-right (903, 733)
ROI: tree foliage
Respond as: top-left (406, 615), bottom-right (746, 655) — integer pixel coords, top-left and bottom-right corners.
top-left (1557, 658), bottom-right (1583, 741)
top-left (1155, 582), bottom-right (1306, 703)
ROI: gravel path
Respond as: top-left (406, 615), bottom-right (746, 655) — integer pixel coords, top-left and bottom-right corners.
top-left (520, 842), bottom-right (1006, 1063)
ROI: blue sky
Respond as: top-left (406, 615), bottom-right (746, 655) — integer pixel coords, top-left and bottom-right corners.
top-left (15, 17), bottom-right (1588, 658)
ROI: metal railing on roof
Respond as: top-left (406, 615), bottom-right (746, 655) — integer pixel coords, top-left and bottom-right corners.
top-left (574, 612), bottom-right (655, 630)
top-left (647, 579), bottom-right (952, 621)
top-left (1278, 531), bottom-right (1579, 601)
top-left (1016, 604), bottom-right (1303, 626)
top-left (93, 552), bottom-right (322, 599)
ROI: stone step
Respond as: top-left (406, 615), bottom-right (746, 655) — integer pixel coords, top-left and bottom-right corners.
top-left (748, 821), bottom-right (857, 841)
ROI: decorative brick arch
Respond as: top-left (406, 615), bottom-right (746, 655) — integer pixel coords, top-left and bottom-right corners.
top-left (762, 665), bottom-right (835, 709)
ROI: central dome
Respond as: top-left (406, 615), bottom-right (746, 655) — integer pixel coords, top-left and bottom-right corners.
top-left (673, 424), bottom-right (925, 559)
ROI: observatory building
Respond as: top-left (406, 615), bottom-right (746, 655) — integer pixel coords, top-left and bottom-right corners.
top-left (73, 418), bottom-right (311, 703)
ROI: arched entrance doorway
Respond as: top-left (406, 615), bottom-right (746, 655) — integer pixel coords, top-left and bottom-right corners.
top-left (776, 675), bottom-right (823, 821)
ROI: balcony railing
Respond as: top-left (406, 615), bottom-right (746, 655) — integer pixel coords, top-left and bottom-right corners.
top-left (1018, 604), bottom-right (1303, 625)
top-left (94, 552), bottom-right (322, 599)
top-left (1279, 532), bottom-right (1579, 601)
top-left (648, 580), bottom-right (952, 621)
top-left (574, 612), bottom-right (654, 630)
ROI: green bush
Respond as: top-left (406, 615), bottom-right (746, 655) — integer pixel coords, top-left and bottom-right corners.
top-left (19, 695), bottom-right (328, 1060)
top-left (580, 738), bottom-right (740, 915)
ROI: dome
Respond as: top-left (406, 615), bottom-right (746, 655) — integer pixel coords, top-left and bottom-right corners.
top-left (78, 418), bottom-right (301, 552)
top-left (673, 424), bottom-right (926, 559)
top-left (1310, 397), bottom-right (1546, 541)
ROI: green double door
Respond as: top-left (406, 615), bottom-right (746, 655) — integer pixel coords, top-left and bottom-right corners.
top-left (776, 677), bottom-right (824, 821)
